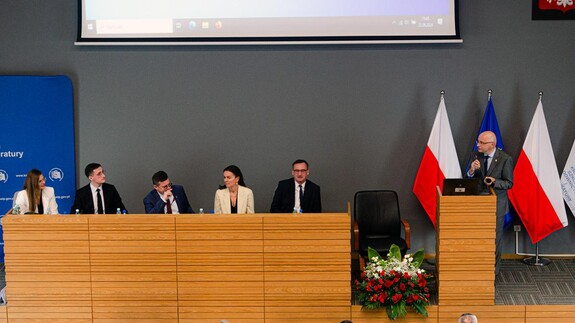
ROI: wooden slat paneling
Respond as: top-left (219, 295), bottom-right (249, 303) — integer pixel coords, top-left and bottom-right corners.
top-left (436, 192), bottom-right (497, 306)
top-left (263, 214), bottom-right (351, 317)
top-left (438, 305), bottom-right (525, 323)
top-left (88, 215), bottom-right (177, 322)
top-left (176, 215), bottom-right (264, 322)
top-left (2, 215), bottom-right (92, 321)
top-left (525, 305), bottom-right (575, 323)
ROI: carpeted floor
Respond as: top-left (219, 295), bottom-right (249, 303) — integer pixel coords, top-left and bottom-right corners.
top-left (495, 258), bottom-right (575, 305)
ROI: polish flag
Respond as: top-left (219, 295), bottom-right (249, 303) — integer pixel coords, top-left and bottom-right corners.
top-left (508, 97), bottom-right (568, 244)
top-left (413, 94), bottom-right (462, 228)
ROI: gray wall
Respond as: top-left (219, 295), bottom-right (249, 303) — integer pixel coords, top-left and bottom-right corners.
top-left (2, 1), bottom-right (574, 254)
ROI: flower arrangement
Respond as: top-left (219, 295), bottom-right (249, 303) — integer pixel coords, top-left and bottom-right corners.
top-left (355, 244), bottom-right (432, 320)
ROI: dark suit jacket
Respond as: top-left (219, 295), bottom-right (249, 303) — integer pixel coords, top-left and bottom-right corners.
top-left (270, 178), bottom-right (322, 213)
top-left (70, 183), bottom-right (128, 214)
top-left (143, 184), bottom-right (194, 214)
top-left (466, 148), bottom-right (514, 213)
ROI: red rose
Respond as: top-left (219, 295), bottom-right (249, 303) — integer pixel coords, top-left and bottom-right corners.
top-left (399, 283), bottom-right (406, 292)
top-left (384, 279), bottom-right (394, 288)
top-left (391, 294), bottom-right (402, 303)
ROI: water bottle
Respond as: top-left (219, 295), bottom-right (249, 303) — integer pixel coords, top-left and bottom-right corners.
top-left (13, 205), bottom-right (20, 215)
top-left (293, 207), bottom-right (298, 214)
top-left (122, 210), bottom-right (127, 215)
top-left (199, 208), bottom-right (204, 214)
top-left (75, 209), bottom-right (80, 216)
top-left (116, 208), bottom-right (121, 214)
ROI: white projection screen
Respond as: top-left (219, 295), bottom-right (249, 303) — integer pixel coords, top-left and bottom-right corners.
top-left (76, 0), bottom-right (461, 45)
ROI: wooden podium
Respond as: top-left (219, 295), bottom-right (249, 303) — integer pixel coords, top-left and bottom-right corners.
top-left (435, 187), bottom-right (497, 306)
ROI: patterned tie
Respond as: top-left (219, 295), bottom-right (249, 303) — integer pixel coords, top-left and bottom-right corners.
top-left (166, 198), bottom-right (172, 214)
top-left (96, 188), bottom-right (104, 214)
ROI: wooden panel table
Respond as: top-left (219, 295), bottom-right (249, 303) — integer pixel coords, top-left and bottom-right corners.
top-left (176, 215), bottom-right (265, 323)
top-left (263, 214), bottom-right (351, 323)
top-left (89, 215), bottom-right (178, 323)
top-left (1, 213), bottom-right (349, 322)
top-left (3, 215), bottom-right (92, 323)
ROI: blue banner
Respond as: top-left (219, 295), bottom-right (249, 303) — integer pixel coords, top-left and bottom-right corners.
top-left (0, 76), bottom-right (76, 259)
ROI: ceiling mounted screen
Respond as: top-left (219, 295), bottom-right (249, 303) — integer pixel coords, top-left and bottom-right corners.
top-left (77, 0), bottom-right (461, 45)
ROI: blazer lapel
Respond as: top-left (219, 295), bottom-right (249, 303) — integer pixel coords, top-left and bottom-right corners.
top-left (85, 186), bottom-right (95, 214)
top-left (222, 189), bottom-right (231, 214)
top-left (238, 187), bottom-right (245, 214)
top-left (487, 150), bottom-right (501, 177)
top-left (41, 190), bottom-right (49, 214)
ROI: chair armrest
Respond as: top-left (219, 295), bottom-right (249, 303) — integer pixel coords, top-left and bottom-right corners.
top-left (353, 221), bottom-right (359, 252)
top-left (400, 219), bottom-right (411, 250)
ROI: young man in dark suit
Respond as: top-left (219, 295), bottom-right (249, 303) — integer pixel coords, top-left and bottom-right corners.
top-left (270, 159), bottom-right (322, 213)
top-left (70, 163), bottom-right (128, 214)
top-left (143, 170), bottom-right (194, 214)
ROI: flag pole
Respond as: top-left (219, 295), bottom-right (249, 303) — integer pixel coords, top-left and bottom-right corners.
top-left (425, 89), bottom-right (445, 268)
top-left (523, 243), bottom-right (551, 266)
top-left (523, 91), bottom-right (551, 267)
top-left (488, 89), bottom-right (492, 99)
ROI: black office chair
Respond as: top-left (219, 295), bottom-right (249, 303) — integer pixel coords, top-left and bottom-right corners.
top-left (353, 190), bottom-right (411, 269)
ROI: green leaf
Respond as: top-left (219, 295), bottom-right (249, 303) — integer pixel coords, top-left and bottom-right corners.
top-left (411, 248), bottom-right (425, 268)
top-left (398, 301), bottom-right (407, 318)
top-left (387, 304), bottom-right (398, 320)
top-left (412, 301), bottom-right (428, 316)
top-left (367, 246), bottom-right (382, 262)
top-left (389, 244), bottom-right (401, 261)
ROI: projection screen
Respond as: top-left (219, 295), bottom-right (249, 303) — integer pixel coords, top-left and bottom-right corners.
top-left (77, 0), bottom-right (461, 45)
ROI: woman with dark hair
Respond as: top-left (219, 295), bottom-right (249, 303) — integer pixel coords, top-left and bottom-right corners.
top-left (214, 165), bottom-right (254, 214)
top-left (13, 169), bottom-right (58, 214)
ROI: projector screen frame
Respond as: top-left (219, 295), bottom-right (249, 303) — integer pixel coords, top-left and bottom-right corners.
top-left (76, 0), bottom-right (462, 46)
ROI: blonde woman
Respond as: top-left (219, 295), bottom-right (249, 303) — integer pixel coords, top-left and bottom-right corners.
top-left (13, 169), bottom-right (58, 214)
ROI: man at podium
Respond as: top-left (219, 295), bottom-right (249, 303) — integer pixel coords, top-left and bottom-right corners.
top-left (465, 131), bottom-right (513, 275)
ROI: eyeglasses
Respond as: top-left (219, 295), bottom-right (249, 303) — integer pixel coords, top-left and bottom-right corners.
top-left (159, 183), bottom-right (172, 190)
top-left (476, 140), bottom-right (493, 145)
top-left (292, 169), bottom-right (308, 173)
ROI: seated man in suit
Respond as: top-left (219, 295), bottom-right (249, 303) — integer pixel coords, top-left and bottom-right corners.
top-left (270, 159), bottom-right (322, 213)
top-left (71, 163), bottom-right (128, 214)
top-left (143, 171), bottom-right (194, 214)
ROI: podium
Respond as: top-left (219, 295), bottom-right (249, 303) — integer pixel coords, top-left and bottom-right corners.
top-left (436, 187), bottom-right (497, 306)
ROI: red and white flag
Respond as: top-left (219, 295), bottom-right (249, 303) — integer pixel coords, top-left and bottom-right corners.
top-left (508, 98), bottom-right (568, 244)
top-left (413, 94), bottom-right (462, 228)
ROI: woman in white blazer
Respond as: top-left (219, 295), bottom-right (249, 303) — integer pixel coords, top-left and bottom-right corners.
top-left (214, 165), bottom-right (254, 214)
top-left (13, 169), bottom-right (58, 214)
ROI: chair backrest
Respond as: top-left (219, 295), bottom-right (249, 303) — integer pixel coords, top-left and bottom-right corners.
top-left (354, 190), bottom-right (401, 238)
